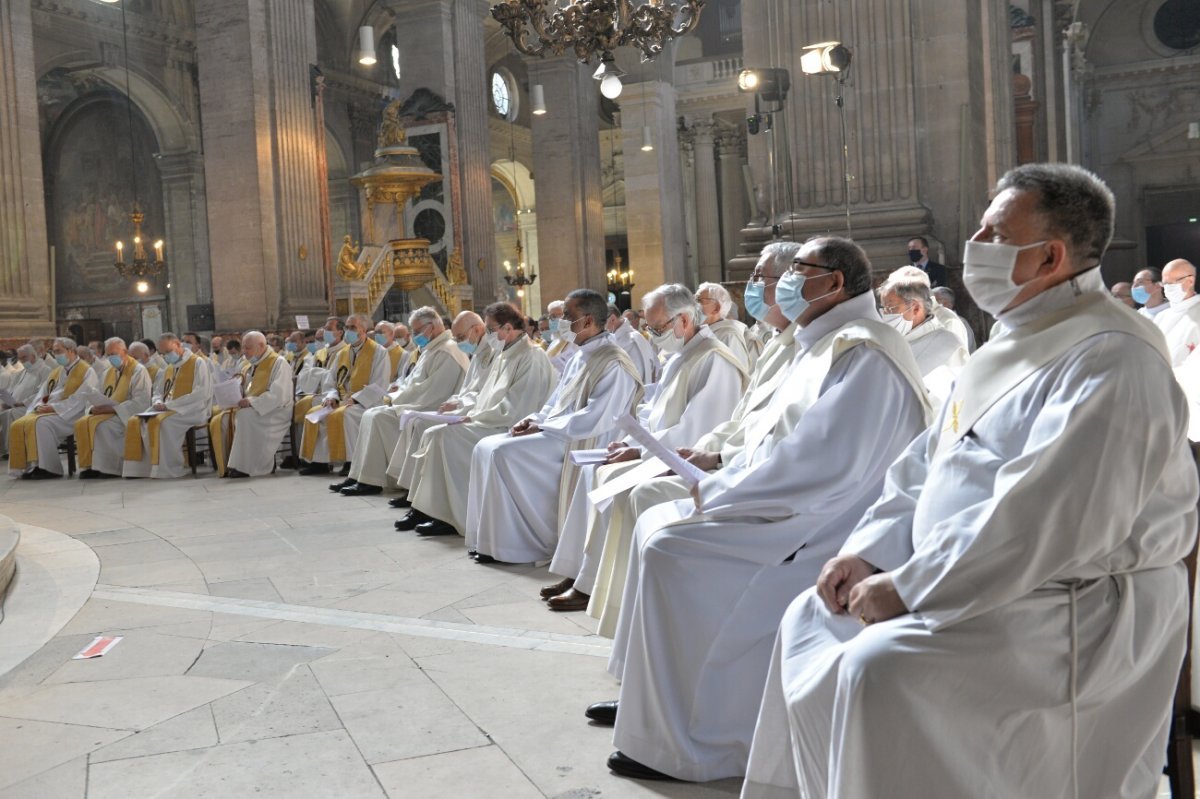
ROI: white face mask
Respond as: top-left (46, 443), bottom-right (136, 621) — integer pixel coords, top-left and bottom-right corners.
top-left (485, 331), bottom-right (504, 352)
top-left (962, 239), bottom-right (1046, 316)
top-left (1164, 282), bottom-right (1189, 304)
top-left (881, 313), bottom-right (913, 335)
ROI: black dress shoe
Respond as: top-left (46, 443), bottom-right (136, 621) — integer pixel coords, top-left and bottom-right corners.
top-left (394, 509), bottom-right (432, 531)
top-left (415, 519), bottom-right (457, 536)
top-left (78, 468), bottom-right (101, 480)
top-left (341, 482), bottom-right (382, 497)
top-left (388, 494), bottom-right (411, 509)
top-left (278, 455), bottom-right (299, 470)
top-left (606, 751), bottom-right (677, 781)
top-left (23, 467), bottom-right (60, 480)
top-left (547, 587), bottom-right (590, 612)
top-left (299, 462), bottom-right (330, 475)
top-left (330, 478), bottom-right (356, 492)
top-left (540, 577), bottom-right (575, 600)
top-left (339, 462), bottom-right (352, 476)
top-left (467, 549), bottom-right (478, 558)
top-left (226, 468), bottom-right (249, 478)
top-left (585, 700), bottom-right (617, 726)
top-left (473, 553), bottom-right (514, 565)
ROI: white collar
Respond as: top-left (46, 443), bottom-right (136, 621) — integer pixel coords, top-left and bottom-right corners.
top-left (794, 291), bottom-right (881, 351)
top-left (999, 268), bottom-right (1105, 330)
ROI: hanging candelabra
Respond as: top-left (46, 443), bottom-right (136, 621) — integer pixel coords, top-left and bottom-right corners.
top-left (503, 238), bottom-right (537, 299)
top-left (606, 252), bottom-right (634, 293)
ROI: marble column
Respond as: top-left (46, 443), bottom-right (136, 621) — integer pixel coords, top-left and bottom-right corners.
top-left (619, 80), bottom-right (687, 292)
top-left (690, 118), bottom-right (722, 284)
top-left (677, 127), bottom-right (699, 287)
top-left (157, 152), bottom-right (211, 333)
top-left (0, 0), bottom-right (54, 335)
top-left (528, 57), bottom-right (606, 304)
top-left (195, 0), bottom-right (326, 330)
top-left (715, 126), bottom-right (748, 272)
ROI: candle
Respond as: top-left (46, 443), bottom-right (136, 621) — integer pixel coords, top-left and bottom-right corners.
top-left (154, 240), bottom-right (164, 262)
top-left (116, 241), bottom-right (125, 264)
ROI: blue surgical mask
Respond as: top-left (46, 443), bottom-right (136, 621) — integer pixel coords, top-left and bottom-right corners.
top-left (54, 353), bottom-right (69, 367)
top-left (323, 330), bottom-right (337, 344)
top-left (344, 330), bottom-right (360, 346)
top-left (1131, 286), bottom-right (1151, 305)
top-left (775, 271), bottom-right (838, 323)
top-left (743, 280), bottom-right (770, 321)
top-left (163, 351), bottom-right (181, 365)
top-left (285, 342), bottom-right (300, 353)
top-left (457, 341), bottom-right (477, 355)
top-left (413, 334), bottom-right (430, 350)
top-left (374, 333), bottom-right (388, 346)
top-left (306, 342), bottom-right (320, 355)
top-left (107, 355), bottom-right (124, 369)
top-left (248, 353), bottom-right (262, 365)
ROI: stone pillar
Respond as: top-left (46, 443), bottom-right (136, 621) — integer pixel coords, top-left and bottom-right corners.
top-left (619, 80), bottom-right (687, 292)
top-left (678, 127), bottom-right (699, 286)
top-left (157, 153), bottom-right (211, 333)
top-left (690, 118), bottom-right (722, 284)
top-left (716, 126), bottom-right (748, 271)
top-left (517, 211), bottom-right (542, 315)
top-left (528, 57), bottom-right (606, 303)
top-left (0, 0), bottom-right (54, 335)
top-left (195, 0), bottom-right (326, 330)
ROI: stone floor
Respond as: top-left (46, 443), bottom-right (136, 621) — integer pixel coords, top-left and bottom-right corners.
top-left (0, 468), bottom-right (1195, 798)
top-left (0, 469), bottom-right (741, 798)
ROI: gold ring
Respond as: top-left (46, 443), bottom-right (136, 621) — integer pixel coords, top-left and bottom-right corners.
top-left (858, 613), bottom-right (869, 626)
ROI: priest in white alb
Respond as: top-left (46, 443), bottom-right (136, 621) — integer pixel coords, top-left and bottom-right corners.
top-left (605, 304), bottom-right (659, 384)
top-left (75, 337), bottom-right (152, 479)
top-left (8, 337), bottom-right (99, 479)
top-left (384, 310), bottom-right (491, 497)
top-left (297, 313), bottom-right (391, 475)
top-left (465, 289), bottom-right (643, 564)
top-left (0, 345), bottom-right (50, 459)
top-left (877, 271), bottom-right (968, 406)
top-left (697, 282), bottom-right (756, 372)
top-left (1155, 258), bottom-right (1200, 366)
top-left (122, 332), bottom-right (214, 479)
top-left (594, 237), bottom-right (931, 784)
top-left (542, 283), bottom-right (748, 611)
top-left (208, 331), bottom-right (293, 478)
top-left (586, 240), bottom-right (801, 638)
top-left (742, 163), bottom-right (1198, 799)
top-left (332, 308), bottom-right (470, 496)
top-left (396, 302), bottom-right (556, 536)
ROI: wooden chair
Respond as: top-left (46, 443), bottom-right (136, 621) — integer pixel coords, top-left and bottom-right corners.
top-left (183, 425), bottom-right (210, 477)
top-left (1165, 443), bottom-right (1200, 797)
top-left (61, 435), bottom-right (76, 477)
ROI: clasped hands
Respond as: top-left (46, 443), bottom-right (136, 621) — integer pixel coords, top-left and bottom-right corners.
top-left (816, 555), bottom-right (908, 626)
top-left (510, 419), bottom-right (540, 437)
top-left (603, 441), bottom-right (640, 465)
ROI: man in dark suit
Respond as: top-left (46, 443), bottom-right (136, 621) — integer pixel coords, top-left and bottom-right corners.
top-left (906, 236), bottom-right (947, 287)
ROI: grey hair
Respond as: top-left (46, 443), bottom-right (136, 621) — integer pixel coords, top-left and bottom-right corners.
top-left (242, 330), bottom-right (266, 347)
top-left (643, 283), bottom-right (703, 326)
top-left (996, 162), bottom-right (1115, 268)
top-left (16, 344), bottom-right (35, 358)
top-left (760, 241), bottom-right (802, 277)
top-left (408, 306), bottom-right (440, 328)
top-left (888, 265), bottom-right (930, 287)
top-left (55, 336), bottom-right (77, 351)
top-left (345, 313), bottom-right (371, 329)
top-left (805, 237), bottom-right (874, 298)
top-left (547, 300), bottom-right (566, 315)
top-left (566, 289), bottom-right (608, 330)
top-left (159, 332), bottom-right (180, 344)
top-left (374, 320), bottom-right (394, 332)
top-left (879, 277), bottom-right (934, 316)
top-left (696, 282), bottom-right (733, 318)
top-left (104, 336), bottom-right (126, 351)
top-left (128, 341), bottom-right (149, 358)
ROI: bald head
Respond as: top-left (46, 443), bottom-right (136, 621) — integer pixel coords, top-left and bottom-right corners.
top-left (1163, 259), bottom-right (1197, 303)
top-left (241, 331), bottom-right (267, 360)
top-left (451, 311), bottom-right (486, 349)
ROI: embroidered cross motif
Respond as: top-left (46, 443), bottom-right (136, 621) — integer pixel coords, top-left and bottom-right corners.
top-left (945, 401), bottom-right (963, 435)
top-left (1189, 343), bottom-right (1196, 354)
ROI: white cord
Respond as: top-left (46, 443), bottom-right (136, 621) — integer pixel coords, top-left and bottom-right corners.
top-left (1069, 582), bottom-right (1079, 799)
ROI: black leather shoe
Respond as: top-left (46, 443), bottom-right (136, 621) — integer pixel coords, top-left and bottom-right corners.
top-left (226, 468), bottom-right (249, 478)
top-left (394, 510), bottom-right (432, 531)
top-left (415, 519), bottom-right (456, 536)
top-left (341, 482), bottom-right (382, 497)
top-left (23, 467), bottom-right (60, 480)
top-left (299, 462), bottom-right (330, 475)
top-left (540, 577), bottom-right (575, 600)
top-left (585, 700), bottom-right (617, 726)
top-left (330, 478), bottom-right (356, 492)
top-left (606, 751), bottom-right (677, 781)
top-left (388, 494), bottom-right (411, 509)
top-left (78, 469), bottom-right (101, 480)
top-left (548, 587), bottom-right (590, 612)
top-left (278, 455), bottom-right (299, 470)
top-left (473, 554), bottom-right (514, 565)
top-left (339, 462), bottom-right (351, 476)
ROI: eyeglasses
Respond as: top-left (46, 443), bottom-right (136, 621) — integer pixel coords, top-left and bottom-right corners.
top-left (646, 314), bottom-right (682, 337)
top-left (748, 274), bottom-right (780, 285)
top-left (789, 260), bottom-right (836, 274)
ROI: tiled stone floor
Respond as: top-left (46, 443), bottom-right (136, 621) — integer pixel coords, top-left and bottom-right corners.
top-left (0, 470), bottom-right (1195, 797)
top-left (0, 470), bottom-right (740, 798)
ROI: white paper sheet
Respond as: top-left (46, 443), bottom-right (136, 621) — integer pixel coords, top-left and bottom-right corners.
top-left (399, 410), bottom-right (468, 429)
top-left (586, 456), bottom-right (672, 512)
top-left (135, 410), bottom-right (164, 418)
top-left (616, 414), bottom-right (707, 487)
top-left (212, 377), bottom-right (243, 409)
top-left (295, 314), bottom-right (310, 330)
top-left (569, 448), bottom-right (610, 466)
top-left (304, 405), bottom-right (335, 424)
top-left (351, 383), bottom-right (386, 408)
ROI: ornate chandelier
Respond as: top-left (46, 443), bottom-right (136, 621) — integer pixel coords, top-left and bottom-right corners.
top-left (503, 238), bottom-right (537, 298)
top-left (491, 0), bottom-right (704, 64)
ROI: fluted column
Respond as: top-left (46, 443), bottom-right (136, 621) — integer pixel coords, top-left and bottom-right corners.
top-left (0, 0), bottom-right (54, 335)
top-left (677, 127), bottom-right (699, 286)
top-left (619, 80), bottom-right (687, 292)
top-left (195, 0), bottom-right (325, 330)
top-left (690, 118), bottom-right (722, 284)
top-left (157, 153), bottom-right (211, 333)
top-left (715, 126), bottom-right (748, 272)
top-left (528, 57), bottom-right (605, 303)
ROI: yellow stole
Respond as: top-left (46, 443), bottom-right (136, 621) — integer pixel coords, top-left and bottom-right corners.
top-left (210, 350), bottom-right (278, 476)
top-left (291, 347), bottom-right (331, 423)
top-left (388, 345), bottom-right (405, 380)
top-left (123, 355), bottom-right (198, 465)
top-left (74, 358), bottom-right (138, 470)
top-left (8, 359), bottom-right (90, 470)
top-left (302, 339), bottom-right (377, 462)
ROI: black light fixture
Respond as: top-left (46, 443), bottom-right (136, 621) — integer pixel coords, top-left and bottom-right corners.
top-left (800, 41), bottom-right (853, 234)
top-left (736, 68), bottom-right (791, 104)
top-left (736, 67), bottom-right (792, 236)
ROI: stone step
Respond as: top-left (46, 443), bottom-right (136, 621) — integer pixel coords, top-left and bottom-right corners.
top-left (0, 515), bottom-right (19, 621)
